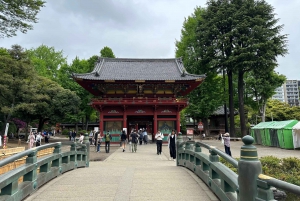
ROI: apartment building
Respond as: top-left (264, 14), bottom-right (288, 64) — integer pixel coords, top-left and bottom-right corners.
top-left (286, 80), bottom-right (300, 106)
top-left (272, 80), bottom-right (300, 106)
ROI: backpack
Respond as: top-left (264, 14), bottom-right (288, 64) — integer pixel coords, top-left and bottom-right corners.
top-left (105, 133), bottom-right (111, 142)
top-left (131, 133), bottom-right (137, 143)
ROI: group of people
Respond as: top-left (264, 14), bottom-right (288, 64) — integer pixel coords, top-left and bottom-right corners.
top-left (155, 130), bottom-right (177, 161)
top-left (27, 132), bottom-right (46, 149)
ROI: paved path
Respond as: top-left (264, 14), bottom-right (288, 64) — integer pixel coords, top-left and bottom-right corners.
top-left (25, 144), bottom-right (219, 201)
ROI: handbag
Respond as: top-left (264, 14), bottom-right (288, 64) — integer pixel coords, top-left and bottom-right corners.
top-left (221, 138), bottom-right (224, 145)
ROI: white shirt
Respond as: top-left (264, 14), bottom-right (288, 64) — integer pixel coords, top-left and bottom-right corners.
top-left (155, 132), bottom-right (164, 140)
top-left (79, 135), bottom-right (84, 143)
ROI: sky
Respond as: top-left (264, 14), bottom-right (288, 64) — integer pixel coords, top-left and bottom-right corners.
top-left (1, 0), bottom-right (299, 80)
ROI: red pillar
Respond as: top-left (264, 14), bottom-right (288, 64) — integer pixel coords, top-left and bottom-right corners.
top-left (153, 109), bottom-right (157, 140)
top-left (176, 111), bottom-right (181, 133)
top-left (123, 109), bottom-right (127, 133)
top-left (99, 112), bottom-right (104, 135)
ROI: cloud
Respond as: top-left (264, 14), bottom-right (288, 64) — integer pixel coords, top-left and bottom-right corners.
top-left (0, 0), bottom-right (299, 79)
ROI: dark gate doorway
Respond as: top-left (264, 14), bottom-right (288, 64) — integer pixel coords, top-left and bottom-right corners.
top-left (127, 115), bottom-right (153, 140)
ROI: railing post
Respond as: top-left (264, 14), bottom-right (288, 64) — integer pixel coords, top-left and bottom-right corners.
top-left (238, 136), bottom-right (262, 201)
top-left (83, 133), bottom-right (90, 167)
top-left (52, 143), bottom-right (62, 173)
top-left (176, 132), bottom-right (183, 166)
top-left (24, 149), bottom-right (38, 190)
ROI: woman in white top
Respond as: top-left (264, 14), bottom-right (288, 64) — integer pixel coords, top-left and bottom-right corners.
top-left (79, 134), bottom-right (84, 144)
top-left (155, 130), bottom-right (164, 155)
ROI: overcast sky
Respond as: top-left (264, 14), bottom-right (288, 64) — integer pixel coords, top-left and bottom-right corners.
top-left (1, 0), bottom-right (299, 79)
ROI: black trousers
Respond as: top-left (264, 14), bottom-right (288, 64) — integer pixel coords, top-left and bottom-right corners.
top-left (169, 145), bottom-right (176, 159)
top-left (156, 140), bottom-right (162, 154)
top-left (224, 145), bottom-right (231, 156)
top-left (105, 141), bottom-right (110, 153)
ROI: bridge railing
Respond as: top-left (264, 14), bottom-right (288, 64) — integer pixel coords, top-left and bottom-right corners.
top-left (176, 134), bottom-right (300, 201)
top-left (0, 134), bottom-right (90, 201)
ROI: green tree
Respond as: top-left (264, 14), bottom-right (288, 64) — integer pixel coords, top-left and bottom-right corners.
top-left (100, 46), bottom-right (115, 58)
top-left (266, 100), bottom-right (300, 121)
top-left (0, 45), bottom-right (36, 134)
top-left (245, 71), bottom-right (286, 122)
top-left (0, 0), bottom-right (45, 38)
top-left (26, 45), bottom-right (68, 81)
top-left (195, 0), bottom-right (287, 136)
top-left (175, 6), bottom-right (226, 134)
top-left (18, 76), bottom-right (81, 131)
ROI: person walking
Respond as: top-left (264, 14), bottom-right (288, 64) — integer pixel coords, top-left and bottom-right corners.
top-left (79, 133), bottom-right (84, 144)
top-left (69, 130), bottom-right (72, 141)
top-left (223, 132), bottom-right (232, 156)
top-left (155, 130), bottom-right (164, 155)
top-left (167, 129), bottom-right (177, 161)
top-left (28, 132), bottom-right (35, 149)
top-left (89, 130), bottom-right (94, 145)
top-left (35, 132), bottom-right (42, 147)
top-left (120, 130), bottom-right (127, 152)
top-left (45, 132), bottom-right (50, 143)
top-left (138, 129), bottom-right (143, 145)
top-left (71, 130), bottom-right (76, 142)
top-left (96, 132), bottom-right (103, 152)
top-left (143, 128), bottom-right (148, 145)
top-left (104, 131), bottom-right (112, 153)
top-left (130, 129), bottom-right (139, 153)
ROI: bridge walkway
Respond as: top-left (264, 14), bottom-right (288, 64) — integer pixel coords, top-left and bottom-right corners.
top-left (25, 143), bottom-right (219, 201)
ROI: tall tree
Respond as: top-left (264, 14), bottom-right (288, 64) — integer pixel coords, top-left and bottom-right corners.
top-left (196, 0), bottom-right (287, 136)
top-left (26, 45), bottom-right (68, 81)
top-left (0, 0), bottom-right (45, 38)
top-left (100, 46), bottom-right (115, 58)
top-left (0, 45), bottom-right (36, 134)
top-left (175, 6), bottom-right (229, 134)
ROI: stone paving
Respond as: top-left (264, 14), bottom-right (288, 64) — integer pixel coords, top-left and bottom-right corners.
top-left (24, 143), bottom-right (219, 201)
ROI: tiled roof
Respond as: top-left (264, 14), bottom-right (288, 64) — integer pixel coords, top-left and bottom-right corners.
top-left (72, 58), bottom-right (205, 81)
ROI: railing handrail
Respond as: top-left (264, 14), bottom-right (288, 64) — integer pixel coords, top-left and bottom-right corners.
top-left (0, 134), bottom-right (90, 201)
top-left (177, 134), bottom-right (300, 201)
top-left (258, 174), bottom-right (300, 196)
top-left (0, 142), bottom-right (61, 167)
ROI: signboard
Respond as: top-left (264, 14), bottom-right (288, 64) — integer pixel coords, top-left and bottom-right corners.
top-left (187, 129), bottom-right (194, 135)
top-left (198, 122), bottom-right (204, 131)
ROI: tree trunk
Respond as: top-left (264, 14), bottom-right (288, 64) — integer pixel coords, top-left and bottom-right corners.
top-left (223, 68), bottom-right (229, 132)
top-left (228, 69), bottom-right (235, 137)
top-left (238, 70), bottom-right (247, 137)
top-left (38, 118), bottom-right (44, 132)
top-left (85, 115), bottom-right (89, 131)
top-left (261, 102), bottom-right (266, 122)
top-left (203, 118), bottom-right (209, 136)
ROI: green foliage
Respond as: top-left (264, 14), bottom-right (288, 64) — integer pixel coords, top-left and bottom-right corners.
top-left (220, 156), bottom-right (300, 200)
top-left (266, 99), bottom-right (300, 121)
top-left (0, 45), bottom-right (37, 133)
top-left (261, 156), bottom-right (300, 201)
top-left (219, 157), bottom-right (239, 174)
top-left (175, 7), bottom-right (224, 120)
top-left (180, 109), bottom-right (187, 134)
top-left (62, 129), bottom-right (69, 136)
top-left (100, 46), bottom-right (115, 58)
top-left (0, 0), bottom-right (45, 38)
top-left (26, 45), bottom-right (68, 81)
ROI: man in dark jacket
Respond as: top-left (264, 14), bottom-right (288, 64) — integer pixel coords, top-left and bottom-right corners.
top-left (130, 129), bottom-right (139, 153)
top-left (120, 130), bottom-right (127, 152)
